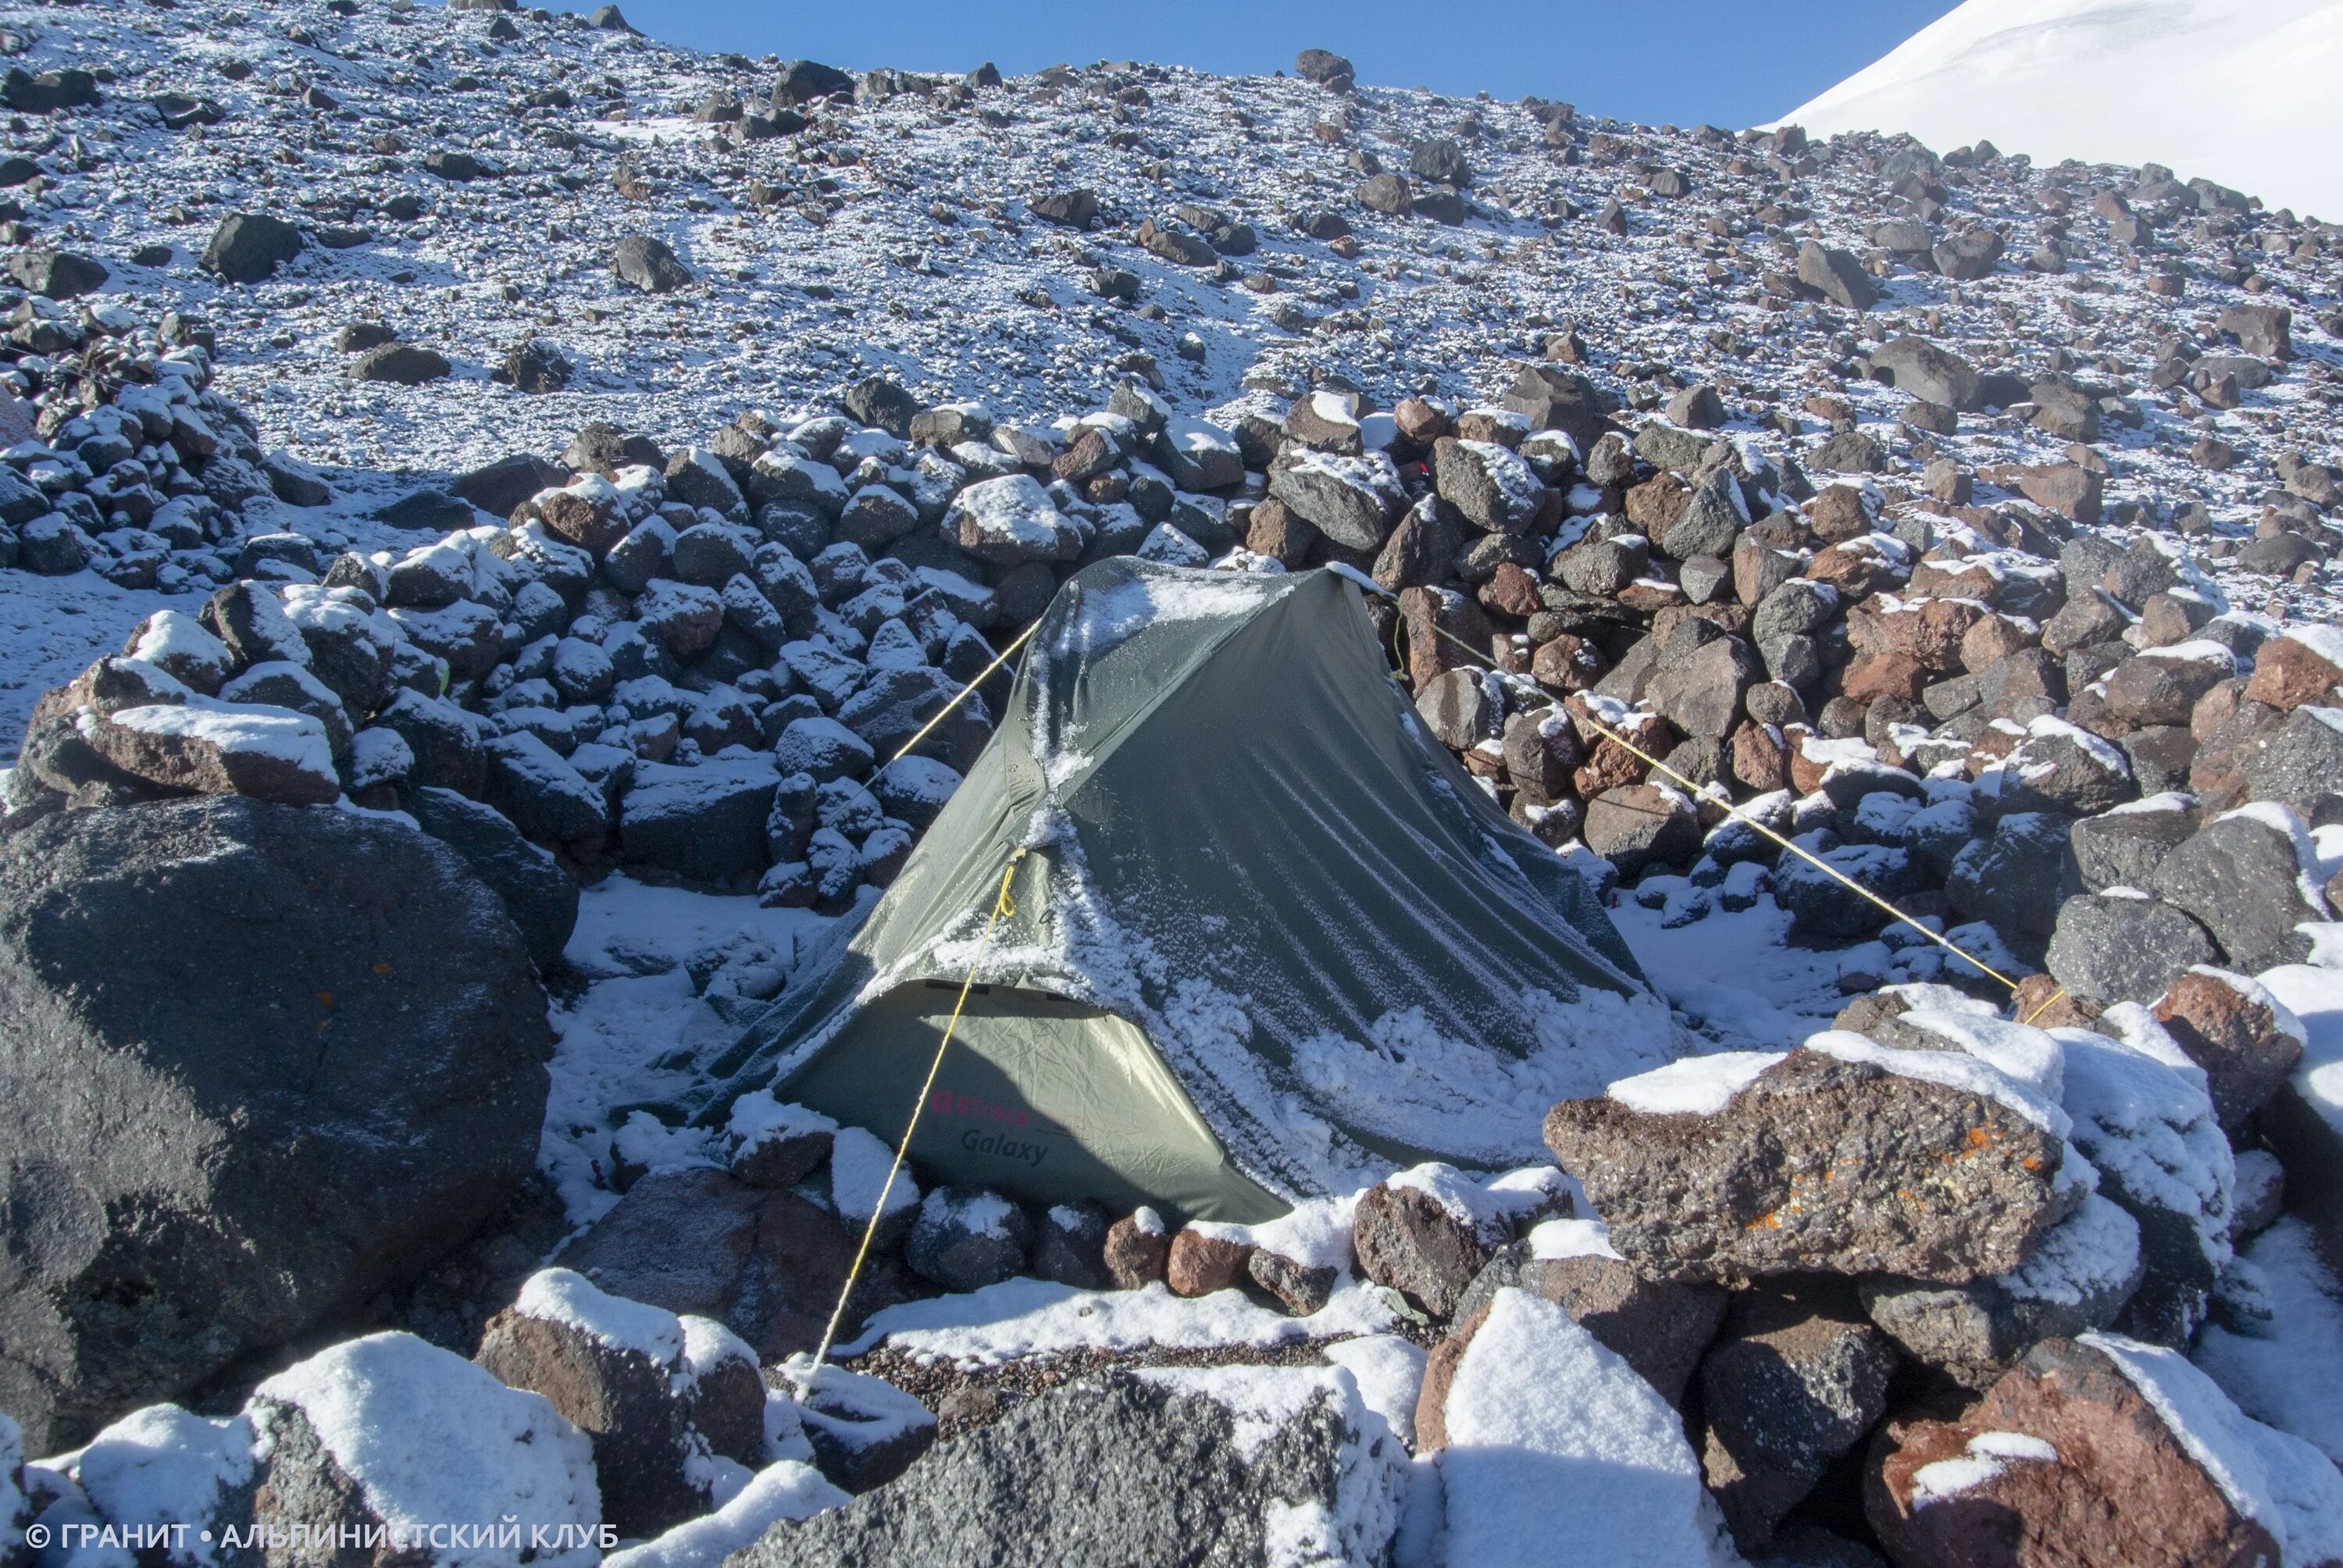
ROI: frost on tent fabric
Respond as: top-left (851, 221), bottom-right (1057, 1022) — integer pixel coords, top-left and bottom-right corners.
top-left (690, 559), bottom-right (1679, 1223)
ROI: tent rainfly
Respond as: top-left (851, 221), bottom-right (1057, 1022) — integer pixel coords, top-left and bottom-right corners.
top-left (693, 560), bottom-right (1681, 1223)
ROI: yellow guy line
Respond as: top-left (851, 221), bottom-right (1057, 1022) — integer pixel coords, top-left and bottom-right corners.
top-left (794, 847), bottom-right (1031, 1391)
top-left (886, 619), bottom-right (1042, 768)
top-left (1374, 574), bottom-right (2028, 997)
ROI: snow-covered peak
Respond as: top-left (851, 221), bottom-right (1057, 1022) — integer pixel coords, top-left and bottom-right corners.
top-left (1778, 0), bottom-right (2343, 219)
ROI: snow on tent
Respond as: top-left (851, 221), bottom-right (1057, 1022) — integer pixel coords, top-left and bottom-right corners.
top-left (691, 559), bottom-right (1679, 1223)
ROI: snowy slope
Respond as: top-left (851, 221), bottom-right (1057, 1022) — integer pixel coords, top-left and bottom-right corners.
top-left (1778, 0), bottom-right (2343, 220)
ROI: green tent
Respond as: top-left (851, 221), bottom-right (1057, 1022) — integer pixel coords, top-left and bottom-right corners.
top-left (694, 560), bottom-right (1678, 1223)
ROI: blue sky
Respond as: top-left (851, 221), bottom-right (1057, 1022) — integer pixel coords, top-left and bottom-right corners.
top-left (562, 1), bottom-right (1963, 129)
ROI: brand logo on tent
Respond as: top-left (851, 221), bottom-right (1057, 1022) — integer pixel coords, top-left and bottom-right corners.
top-left (930, 1089), bottom-right (1034, 1126)
top-left (931, 1088), bottom-right (1054, 1168)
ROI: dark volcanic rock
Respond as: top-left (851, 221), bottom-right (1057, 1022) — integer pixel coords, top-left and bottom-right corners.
top-left (348, 343), bottom-right (451, 386)
top-left (405, 786), bottom-right (580, 971)
top-left (610, 233), bottom-right (691, 293)
top-left (2146, 808), bottom-right (2327, 973)
top-left (0, 798), bottom-right (551, 1453)
top-left (201, 212), bottom-right (302, 283)
top-left (1856, 1194), bottom-right (2142, 1389)
top-left (1701, 1278), bottom-right (1899, 1551)
top-left (1544, 1046), bottom-right (2077, 1286)
top-left (733, 1370), bottom-right (1399, 1566)
top-left (2045, 892), bottom-right (2220, 1007)
top-left (1798, 240), bottom-right (1878, 310)
top-left (1352, 1181), bottom-right (1493, 1320)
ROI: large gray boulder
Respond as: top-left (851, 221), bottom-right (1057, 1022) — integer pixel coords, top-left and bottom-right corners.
top-left (1798, 240), bottom-right (1878, 310)
top-left (619, 757), bottom-right (780, 883)
top-left (1265, 451), bottom-right (1404, 551)
top-left (406, 786), bottom-right (580, 970)
top-left (0, 799), bottom-right (551, 1453)
top-left (200, 212), bottom-right (301, 283)
top-left (2045, 892), bottom-right (2220, 1007)
top-left (2239, 704), bottom-right (2343, 818)
top-left (1945, 811), bottom-right (2072, 960)
top-left (2065, 796), bottom-right (2198, 893)
top-left (1545, 1046), bottom-right (2078, 1287)
top-left (2147, 807), bottom-right (2328, 973)
top-left (1868, 336), bottom-right (1980, 410)
top-left (610, 233), bottom-right (691, 293)
top-left (733, 1368), bottom-right (1403, 1567)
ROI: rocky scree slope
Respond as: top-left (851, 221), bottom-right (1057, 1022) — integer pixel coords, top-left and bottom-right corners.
top-left (0, 9), bottom-right (2339, 1568)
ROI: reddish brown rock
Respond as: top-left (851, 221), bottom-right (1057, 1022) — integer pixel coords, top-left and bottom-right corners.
top-left (729, 1124), bottom-right (833, 1190)
top-left (1806, 541), bottom-right (1905, 598)
top-left (2151, 970), bottom-right (2306, 1132)
top-left (1572, 735), bottom-right (1654, 797)
top-left (2007, 462), bottom-right (2103, 525)
top-left (1787, 730), bottom-right (1885, 796)
top-left (1413, 1299), bottom-right (1490, 1453)
top-left (1353, 1181), bottom-right (1493, 1319)
top-left (1962, 614), bottom-right (2039, 675)
top-left (1478, 561), bottom-right (1543, 618)
top-left (1841, 650), bottom-right (1934, 704)
top-left (1910, 558), bottom-right (2005, 604)
top-left (1567, 705), bottom-right (1672, 796)
top-left (1616, 579), bottom-right (1687, 615)
top-left (1625, 473), bottom-right (1692, 535)
top-left (1867, 1338), bottom-right (2283, 1568)
top-left (1165, 1228), bottom-right (1254, 1297)
top-left (1101, 1211), bottom-right (1171, 1289)
top-left (84, 704), bottom-right (339, 807)
top-left (1397, 585), bottom-right (1495, 689)
top-left (1806, 484), bottom-right (1874, 544)
top-left (533, 487), bottom-right (628, 555)
top-left (2190, 678), bottom-right (2253, 744)
top-left (1391, 397), bottom-right (1450, 446)
top-left (1245, 497), bottom-right (1318, 567)
top-left (1530, 633), bottom-right (1605, 693)
top-left (477, 1285), bottom-right (764, 1538)
top-left (747, 1193), bottom-right (868, 1360)
top-left (1730, 721), bottom-right (1788, 793)
top-left (2010, 973), bottom-right (2102, 1032)
top-left (2243, 633), bottom-right (2343, 711)
top-left (1865, 598), bottom-right (1985, 672)
top-left (1452, 409), bottom-right (1525, 447)
top-left (2187, 699), bottom-right (2287, 812)
top-left (548, 1171), bottom-right (893, 1364)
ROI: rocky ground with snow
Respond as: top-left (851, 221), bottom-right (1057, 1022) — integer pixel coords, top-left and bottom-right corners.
top-left (2, 2), bottom-right (2343, 1565)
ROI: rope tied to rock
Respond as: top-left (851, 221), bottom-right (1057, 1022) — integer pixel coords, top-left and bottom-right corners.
top-left (792, 847), bottom-right (1029, 1393)
top-left (884, 618), bottom-right (1041, 769)
top-left (1358, 569), bottom-right (2039, 1002)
